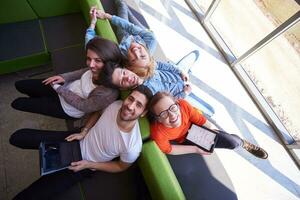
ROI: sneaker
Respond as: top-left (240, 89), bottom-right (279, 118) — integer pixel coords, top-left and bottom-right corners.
top-left (175, 50), bottom-right (200, 74)
top-left (242, 140), bottom-right (268, 159)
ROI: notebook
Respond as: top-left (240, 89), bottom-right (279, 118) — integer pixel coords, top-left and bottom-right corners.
top-left (39, 140), bottom-right (82, 176)
top-left (186, 125), bottom-right (218, 152)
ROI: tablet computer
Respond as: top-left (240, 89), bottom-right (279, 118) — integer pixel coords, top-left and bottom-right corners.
top-left (39, 140), bottom-right (82, 176)
top-left (186, 125), bottom-right (218, 152)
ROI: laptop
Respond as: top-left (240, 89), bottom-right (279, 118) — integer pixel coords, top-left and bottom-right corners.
top-left (186, 125), bottom-right (218, 153)
top-left (39, 140), bottom-right (82, 176)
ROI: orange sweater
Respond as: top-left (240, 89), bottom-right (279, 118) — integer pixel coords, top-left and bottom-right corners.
top-left (150, 99), bottom-right (207, 153)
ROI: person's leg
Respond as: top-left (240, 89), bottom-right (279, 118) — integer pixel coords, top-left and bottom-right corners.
top-left (214, 131), bottom-right (243, 149)
top-left (215, 131), bottom-right (268, 159)
top-left (114, 0), bottom-right (129, 41)
top-left (15, 79), bottom-right (57, 97)
top-left (9, 128), bottom-right (76, 149)
top-left (11, 96), bottom-right (75, 119)
top-left (127, 9), bottom-right (146, 29)
top-left (13, 168), bottom-right (93, 200)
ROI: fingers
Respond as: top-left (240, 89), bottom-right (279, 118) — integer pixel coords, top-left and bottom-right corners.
top-left (65, 134), bottom-right (78, 141)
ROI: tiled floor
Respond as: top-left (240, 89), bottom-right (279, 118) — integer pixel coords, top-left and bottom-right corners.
top-left (130, 0), bottom-right (300, 199)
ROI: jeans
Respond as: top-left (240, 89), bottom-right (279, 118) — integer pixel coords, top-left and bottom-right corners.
top-left (11, 79), bottom-right (74, 119)
top-left (115, 0), bottom-right (146, 41)
top-left (10, 128), bottom-right (93, 200)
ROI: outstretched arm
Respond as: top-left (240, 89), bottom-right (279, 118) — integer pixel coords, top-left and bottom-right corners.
top-left (69, 159), bottom-right (132, 173)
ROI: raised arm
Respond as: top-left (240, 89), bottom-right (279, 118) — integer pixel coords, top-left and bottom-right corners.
top-left (85, 6), bottom-right (98, 46)
top-left (97, 10), bottom-right (157, 55)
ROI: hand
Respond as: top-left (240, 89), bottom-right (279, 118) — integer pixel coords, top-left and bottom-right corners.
top-left (65, 132), bottom-right (85, 141)
top-left (183, 84), bottom-right (192, 95)
top-left (42, 75), bottom-right (65, 85)
top-left (89, 6), bottom-right (97, 24)
top-left (96, 10), bottom-right (111, 20)
top-left (180, 71), bottom-right (189, 81)
top-left (68, 160), bottom-right (90, 172)
top-left (195, 147), bottom-right (211, 155)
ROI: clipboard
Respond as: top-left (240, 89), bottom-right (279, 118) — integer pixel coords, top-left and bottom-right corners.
top-left (186, 125), bottom-right (218, 152)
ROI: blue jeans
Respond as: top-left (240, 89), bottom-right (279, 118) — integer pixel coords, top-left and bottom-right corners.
top-left (115, 0), bottom-right (146, 41)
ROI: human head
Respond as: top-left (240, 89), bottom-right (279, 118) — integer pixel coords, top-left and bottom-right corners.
top-left (86, 36), bottom-right (123, 75)
top-left (119, 85), bottom-right (153, 121)
top-left (127, 42), bottom-right (150, 67)
top-left (99, 64), bottom-right (143, 90)
top-left (148, 92), bottom-right (181, 128)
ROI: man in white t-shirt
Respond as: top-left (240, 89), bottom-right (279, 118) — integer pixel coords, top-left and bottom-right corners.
top-left (9, 85), bottom-right (153, 199)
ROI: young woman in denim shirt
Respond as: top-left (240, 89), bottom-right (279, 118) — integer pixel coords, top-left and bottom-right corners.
top-left (87, 1), bottom-right (192, 98)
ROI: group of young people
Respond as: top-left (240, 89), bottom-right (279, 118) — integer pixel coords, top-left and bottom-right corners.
top-left (10, 1), bottom-right (268, 199)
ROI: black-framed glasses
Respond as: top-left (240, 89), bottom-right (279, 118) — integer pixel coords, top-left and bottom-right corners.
top-left (156, 103), bottom-right (179, 119)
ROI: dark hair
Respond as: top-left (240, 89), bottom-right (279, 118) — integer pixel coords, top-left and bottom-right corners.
top-left (97, 63), bottom-right (121, 89)
top-left (86, 36), bottom-right (124, 66)
top-left (147, 92), bottom-right (176, 122)
top-left (132, 85), bottom-right (153, 102)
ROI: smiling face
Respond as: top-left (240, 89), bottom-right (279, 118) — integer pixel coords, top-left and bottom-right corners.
top-left (86, 49), bottom-right (104, 75)
top-left (111, 68), bottom-right (142, 90)
top-left (152, 96), bottom-right (182, 128)
top-left (127, 42), bottom-right (150, 68)
top-left (119, 90), bottom-right (148, 121)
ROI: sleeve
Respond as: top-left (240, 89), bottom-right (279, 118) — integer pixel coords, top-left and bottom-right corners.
top-left (111, 15), bottom-right (157, 54)
top-left (156, 61), bottom-right (182, 75)
top-left (59, 68), bottom-right (89, 83)
top-left (85, 28), bottom-right (96, 47)
top-left (180, 99), bottom-right (206, 126)
top-left (150, 125), bottom-right (172, 153)
top-left (56, 86), bottom-right (119, 113)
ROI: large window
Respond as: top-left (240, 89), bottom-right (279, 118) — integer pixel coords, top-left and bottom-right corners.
top-left (186, 0), bottom-right (300, 164)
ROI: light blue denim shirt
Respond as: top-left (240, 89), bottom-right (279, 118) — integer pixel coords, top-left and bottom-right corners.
top-left (143, 61), bottom-right (186, 99)
top-left (85, 15), bottom-right (157, 57)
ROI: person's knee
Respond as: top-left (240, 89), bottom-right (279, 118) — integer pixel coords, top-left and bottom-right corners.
top-left (11, 97), bottom-right (28, 111)
top-left (9, 129), bottom-right (30, 148)
top-left (227, 134), bottom-right (242, 149)
top-left (14, 80), bottom-right (27, 93)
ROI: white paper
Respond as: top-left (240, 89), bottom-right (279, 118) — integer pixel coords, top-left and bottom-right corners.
top-left (186, 125), bottom-right (217, 151)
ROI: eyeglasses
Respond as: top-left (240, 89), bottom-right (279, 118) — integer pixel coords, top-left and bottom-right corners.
top-left (156, 103), bottom-right (179, 119)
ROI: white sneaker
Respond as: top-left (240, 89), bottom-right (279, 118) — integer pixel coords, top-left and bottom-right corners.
top-left (176, 50), bottom-right (200, 74)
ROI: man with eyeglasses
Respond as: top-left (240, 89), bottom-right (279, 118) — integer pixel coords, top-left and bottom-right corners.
top-left (148, 92), bottom-right (268, 159)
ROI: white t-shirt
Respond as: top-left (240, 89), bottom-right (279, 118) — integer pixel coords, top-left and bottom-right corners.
top-left (80, 101), bottom-right (142, 163)
top-left (59, 70), bottom-right (96, 118)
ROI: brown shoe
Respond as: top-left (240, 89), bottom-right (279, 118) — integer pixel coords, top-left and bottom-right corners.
top-left (242, 140), bottom-right (268, 159)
